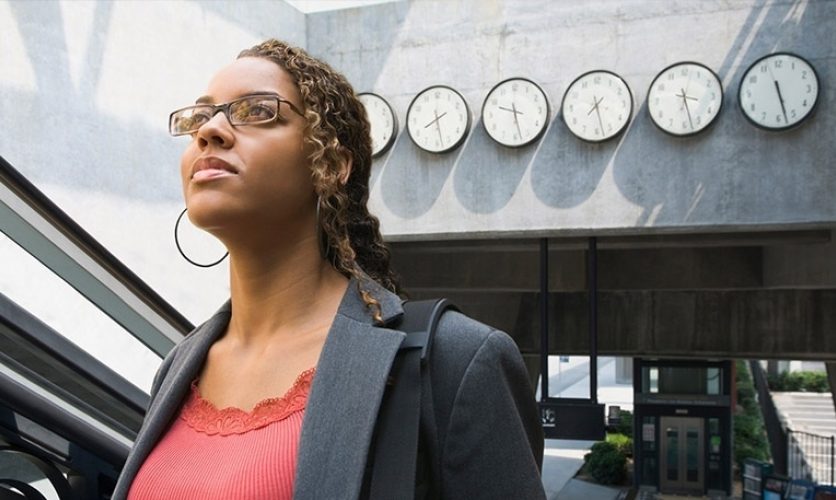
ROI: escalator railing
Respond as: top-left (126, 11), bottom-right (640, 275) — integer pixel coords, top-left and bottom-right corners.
top-left (0, 156), bottom-right (192, 498)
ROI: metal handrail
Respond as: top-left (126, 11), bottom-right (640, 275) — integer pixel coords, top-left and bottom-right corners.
top-left (0, 155), bottom-right (192, 356)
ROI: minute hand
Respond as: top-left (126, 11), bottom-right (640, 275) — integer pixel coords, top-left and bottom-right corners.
top-left (774, 81), bottom-right (789, 124)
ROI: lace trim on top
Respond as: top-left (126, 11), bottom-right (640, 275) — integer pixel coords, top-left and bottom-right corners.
top-left (181, 368), bottom-right (315, 436)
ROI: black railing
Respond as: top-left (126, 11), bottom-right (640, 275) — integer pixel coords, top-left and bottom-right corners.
top-left (788, 429), bottom-right (836, 486)
top-left (750, 360), bottom-right (788, 473)
top-left (749, 361), bottom-right (836, 486)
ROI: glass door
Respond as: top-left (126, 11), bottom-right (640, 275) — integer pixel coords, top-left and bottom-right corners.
top-left (660, 416), bottom-right (704, 493)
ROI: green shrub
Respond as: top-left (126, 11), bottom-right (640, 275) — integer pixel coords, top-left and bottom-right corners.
top-left (615, 409), bottom-right (633, 438)
top-left (584, 441), bottom-right (626, 485)
top-left (734, 361), bottom-right (771, 470)
top-left (606, 432), bottom-right (633, 457)
top-left (768, 371), bottom-right (829, 392)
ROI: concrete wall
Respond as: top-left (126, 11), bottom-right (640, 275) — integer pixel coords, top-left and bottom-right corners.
top-left (1, 0), bottom-right (834, 388)
top-left (306, 0), bottom-right (836, 240)
top-left (0, 0), bottom-right (307, 390)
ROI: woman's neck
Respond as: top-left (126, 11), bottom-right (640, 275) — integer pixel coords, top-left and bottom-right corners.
top-left (224, 235), bottom-right (349, 346)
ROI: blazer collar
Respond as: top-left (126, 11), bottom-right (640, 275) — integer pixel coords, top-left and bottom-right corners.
top-left (292, 275), bottom-right (406, 499)
top-left (121, 274), bottom-right (405, 500)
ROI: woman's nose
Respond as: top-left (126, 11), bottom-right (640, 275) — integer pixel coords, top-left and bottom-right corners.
top-left (196, 111), bottom-right (235, 149)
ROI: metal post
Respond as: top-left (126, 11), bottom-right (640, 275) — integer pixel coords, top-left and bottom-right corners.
top-left (540, 238), bottom-right (549, 402)
top-left (831, 434), bottom-right (834, 485)
top-left (588, 237), bottom-right (598, 403)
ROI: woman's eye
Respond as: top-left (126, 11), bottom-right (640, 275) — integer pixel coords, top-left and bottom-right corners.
top-left (232, 99), bottom-right (278, 123)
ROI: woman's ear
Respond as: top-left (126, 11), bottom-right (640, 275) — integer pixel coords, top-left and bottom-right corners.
top-left (337, 147), bottom-right (353, 185)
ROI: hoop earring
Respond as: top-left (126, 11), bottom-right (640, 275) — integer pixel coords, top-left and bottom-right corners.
top-left (316, 196), bottom-right (329, 260)
top-left (174, 208), bottom-right (228, 268)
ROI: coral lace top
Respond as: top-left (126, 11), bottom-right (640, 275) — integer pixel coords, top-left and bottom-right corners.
top-left (127, 368), bottom-right (315, 500)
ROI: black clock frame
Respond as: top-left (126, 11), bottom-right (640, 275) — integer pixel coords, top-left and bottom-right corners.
top-left (646, 61), bottom-right (724, 138)
top-left (480, 76), bottom-right (551, 149)
top-left (358, 92), bottom-right (399, 158)
top-left (560, 69), bottom-right (634, 144)
top-left (405, 84), bottom-right (472, 154)
top-left (737, 51), bottom-right (820, 132)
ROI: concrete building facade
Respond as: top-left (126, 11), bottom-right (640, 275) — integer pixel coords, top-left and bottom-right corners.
top-left (1, 1), bottom-right (835, 495)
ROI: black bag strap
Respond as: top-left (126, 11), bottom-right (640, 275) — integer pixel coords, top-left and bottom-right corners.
top-left (368, 299), bottom-right (457, 500)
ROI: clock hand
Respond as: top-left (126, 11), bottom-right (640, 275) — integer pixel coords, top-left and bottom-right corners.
top-left (512, 102), bottom-right (523, 138)
top-left (774, 80), bottom-right (789, 124)
top-left (423, 110), bottom-right (448, 128)
top-left (499, 105), bottom-right (524, 116)
top-left (681, 88), bottom-right (694, 130)
top-left (434, 109), bottom-right (444, 147)
top-left (593, 96), bottom-right (605, 136)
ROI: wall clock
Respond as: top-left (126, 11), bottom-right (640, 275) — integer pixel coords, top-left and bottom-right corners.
top-left (561, 70), bottom-right (632, 143)
top-left (406, 85), bottom-right (471, 153)
top-left (481, 77), bottom-right (550, 148)
top-left (358, 92), bottom-right (398, 157)
top-left (647, 61), bottom-right (723, 136)
top-left (738, 52), bottom-right (819, 131)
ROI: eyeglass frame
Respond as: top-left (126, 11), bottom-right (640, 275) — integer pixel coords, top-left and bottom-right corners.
top-left (168, 93), bottom-right (305, 136)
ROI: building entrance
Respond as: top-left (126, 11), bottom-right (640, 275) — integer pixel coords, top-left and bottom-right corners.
top-left (660, 416), bottom-right (704, 494)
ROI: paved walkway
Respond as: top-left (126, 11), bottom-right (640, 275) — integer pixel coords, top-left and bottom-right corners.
top-left (539, 357), bottom-right (635, 498)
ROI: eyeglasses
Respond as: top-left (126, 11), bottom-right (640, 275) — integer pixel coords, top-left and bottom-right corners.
top-left (169, 94), bottom-right (305, 136)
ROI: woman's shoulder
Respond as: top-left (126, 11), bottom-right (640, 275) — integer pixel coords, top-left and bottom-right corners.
top-left (428, 309), bottom-right (525, 385)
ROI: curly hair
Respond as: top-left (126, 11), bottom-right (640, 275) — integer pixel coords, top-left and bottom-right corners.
top-left (238, 39), bottom-right (400, 323)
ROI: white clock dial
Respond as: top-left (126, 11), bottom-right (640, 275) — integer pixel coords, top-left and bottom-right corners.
top-left (648, 62), bottom-right (723, 136)
top-left (561, 70), bottom-right (632, 142)
top-left (406, 85), bottom-right (471, 153)
top-left (358, 92), bottom-right (398, 157)
top-left (481, 77), bottom-right (550, 148)
top-left (739, 52), bottom-right (819, 130)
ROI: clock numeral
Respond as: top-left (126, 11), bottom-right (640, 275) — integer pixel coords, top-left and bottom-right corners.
top-left (776, 114), bottom-right (782, 123)
top-left (749, 75), bottom-right (758, 84)
top-left (658, 83), bottom-right (665, 92)
top-left (582, 81), bottom-right (588, 89)
top-left (594, 76), bottom-right (601, 84)
top-left (791, 109), bottom-right (797, 119)
top-left (803, 99), bottom-right (808, 107)
top-left (760, 64), bottom-right (767, 73)
top-left (667, 72), bottom-right (675, 81)
top-left (658, 111), bottom-right (663, 119)
top-left (806, 84), bottom-right (812, 93)
top-left (491, 98), bottom-right (497, 105)
top-left (774, 59), bottom-right (783, 69)
top-left (512, 83), bottom-right (518, 92)
top-left (696, 116), bottom-right (702, 125)
top-left (680, 68), bottom-right (688, 76)
top-left (750, 103), bottom-right (755, 112)
top-left (707, 107), bottom-right (712, 115)
top-left (802, 70), bottom-right (807, 80)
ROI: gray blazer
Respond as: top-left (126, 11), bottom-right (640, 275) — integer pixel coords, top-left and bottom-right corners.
top-left (113, 277), bottom-right (545, 499)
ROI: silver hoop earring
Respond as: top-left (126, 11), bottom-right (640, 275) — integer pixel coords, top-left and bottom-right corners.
top-left (174, 208), bottom-right (228, 268)
top-left (316, 196), bottom-right (328, 260)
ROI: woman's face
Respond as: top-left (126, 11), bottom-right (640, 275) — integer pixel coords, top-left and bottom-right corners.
top-left (180, 56), bottom-right (313, 241)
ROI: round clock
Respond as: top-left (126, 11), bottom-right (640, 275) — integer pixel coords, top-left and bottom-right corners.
top-left (647, 61), bottom-right (723, 136)
top-left (406, 85), bottom-right (471, 153)
top-left (561, 70), bottom-right (633, 143)
top-left (358, 92), bottom-right (398, 157)
top-left (481, 77), bottom-right (550, 148)
top-left (738, 52), bottom-right (819, 131)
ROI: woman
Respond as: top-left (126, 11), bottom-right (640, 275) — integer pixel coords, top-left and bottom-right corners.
top-left (114, 39), bottom-right (545, 499)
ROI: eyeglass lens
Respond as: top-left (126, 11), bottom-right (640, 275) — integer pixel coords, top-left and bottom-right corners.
top-left (170, 96), bottom-right (281, 136)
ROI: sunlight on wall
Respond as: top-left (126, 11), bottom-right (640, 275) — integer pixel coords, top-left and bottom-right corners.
top-left (0, 0), bottom-right (38, 92)
top-left (59, 0), bottom-right (96, 94)
top-left (95, 1), bottom-right (262, 132)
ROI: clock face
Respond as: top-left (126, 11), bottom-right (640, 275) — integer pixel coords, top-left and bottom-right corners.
top-left (561, 70), bottom-right (633, 142)
top-left (481, 77), bottom-right (550, 148)
top-left (738, 52), bottom-right (819, 131)
top-left (406, 85), bottom-right (471, 153)
top-left (358, 93), bottom-right (398, 157)
top-left (647, 62), bottom-right (723, 136)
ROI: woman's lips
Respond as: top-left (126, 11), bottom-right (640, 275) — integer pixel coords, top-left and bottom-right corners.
top-left (191, 157), bottom-right (239, 182)
top-left (192, 168), bottom-right (236, 182)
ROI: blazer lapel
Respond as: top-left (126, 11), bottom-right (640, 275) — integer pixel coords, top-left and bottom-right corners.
top-left (293, 279), bottom-right (405, 500)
